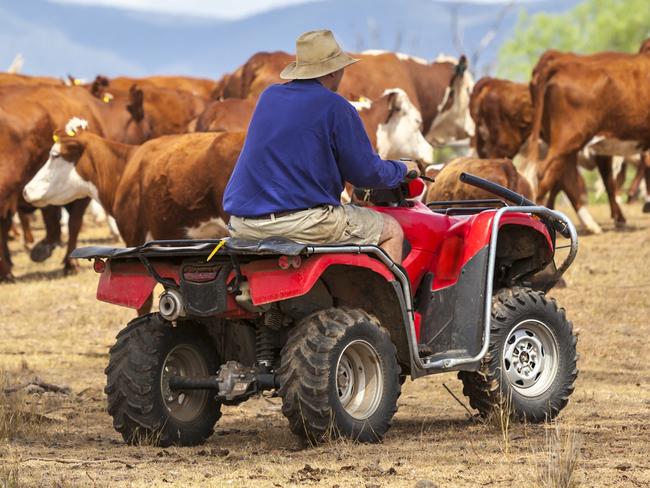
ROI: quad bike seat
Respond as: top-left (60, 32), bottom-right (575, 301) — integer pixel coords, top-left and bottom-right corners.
top-left (225, 237), bottom-right (307, 256)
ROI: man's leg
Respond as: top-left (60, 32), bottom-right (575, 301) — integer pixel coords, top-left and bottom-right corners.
top-left (378, 213), bottom-right (404, 264)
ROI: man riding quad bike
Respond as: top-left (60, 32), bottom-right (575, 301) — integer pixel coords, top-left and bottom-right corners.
top-left (71, 30), bottom-right (579, 446)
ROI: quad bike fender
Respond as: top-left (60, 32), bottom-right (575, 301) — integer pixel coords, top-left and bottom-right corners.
top-left (240, 254), bottom-right (395, 306)
top-left (433, 211), bottom-right (553, 289)
top-left (97, 260), bottom-right (178, 309)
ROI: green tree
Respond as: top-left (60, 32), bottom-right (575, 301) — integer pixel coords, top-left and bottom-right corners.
top-left (497, 0), bottom-right (650, 81)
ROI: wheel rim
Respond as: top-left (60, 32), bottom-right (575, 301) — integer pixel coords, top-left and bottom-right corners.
top-left (160, 344), bottom-right (209, 423)
top-left (335, 340), bottom-right (383, 420)
top-left (502, 319), bottom-right (559, 397)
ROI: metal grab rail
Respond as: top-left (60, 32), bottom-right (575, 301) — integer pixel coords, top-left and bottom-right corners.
top-left (308, 206), bottom-right (578, 374)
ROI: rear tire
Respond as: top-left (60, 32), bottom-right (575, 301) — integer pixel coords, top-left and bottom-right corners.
top-left (459, 287), bottom-right (578, 423)
top-left (105, 313), bottom-right (221, 446)
top-left (278, 307), bottom-right (400, 443)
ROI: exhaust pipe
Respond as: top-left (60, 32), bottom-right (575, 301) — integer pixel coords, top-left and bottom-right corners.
top-left (159, 289), bottom-right (185, 321)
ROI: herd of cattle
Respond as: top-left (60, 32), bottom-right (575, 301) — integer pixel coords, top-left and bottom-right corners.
top-left (1, 41), bottom-right (650, 282)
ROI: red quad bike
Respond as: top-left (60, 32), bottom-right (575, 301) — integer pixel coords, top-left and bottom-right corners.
top-left (72, 172), bottom-right (579, 446)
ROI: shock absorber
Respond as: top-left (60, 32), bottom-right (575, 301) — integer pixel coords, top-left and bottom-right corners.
top-left (256, 306), bottom-right (282, 368)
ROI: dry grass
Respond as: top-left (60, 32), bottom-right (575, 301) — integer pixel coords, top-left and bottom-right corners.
top-left (536, 421), bottom-right (582, 488)
top-left (0, 203), bottom-right (649, 487)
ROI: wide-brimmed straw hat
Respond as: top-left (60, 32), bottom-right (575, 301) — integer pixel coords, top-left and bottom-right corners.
top-left (280, 30), bottom-right (359, 80)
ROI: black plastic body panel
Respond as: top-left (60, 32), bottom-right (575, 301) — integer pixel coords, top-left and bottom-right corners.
top-left (179, 261), bottom-right (232, 317)
top-left (416, 246), bottom-right (488, 371)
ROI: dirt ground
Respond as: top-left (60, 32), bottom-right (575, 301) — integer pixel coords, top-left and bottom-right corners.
top-left (1, 203), bottom-right (649, 487)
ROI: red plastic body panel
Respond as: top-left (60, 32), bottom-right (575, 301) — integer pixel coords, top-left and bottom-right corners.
top-left (97, 261), bottom-right (177, 309)
top-left (375, 203), bottom-right (553, 291)
top-left (97, 260), bottom-right (252, 317)
top-left (241, 254), bottom-right (395, 306)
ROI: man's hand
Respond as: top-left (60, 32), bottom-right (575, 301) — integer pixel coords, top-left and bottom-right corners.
top-left (402, 159), bottom-right (421, 178)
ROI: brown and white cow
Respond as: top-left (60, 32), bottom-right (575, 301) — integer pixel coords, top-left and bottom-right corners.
top-left (213, 50), bottom-right (474, 145)
top-left (24, 121), bottom-right (244, 247)
top-left (0, 84), bottom-right (152, 280)
top-left (195, 88), bottom-right (433, 164)
top-left (25, 121), bottom-right (244, 313)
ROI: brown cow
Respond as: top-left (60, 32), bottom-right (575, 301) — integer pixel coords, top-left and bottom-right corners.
top-left (92, 75), bottom-right (216, 99)
top-left (195, 98), bottom-right (257, 132)
top-left (425, 157), bottom-right (533, 204)
top-left (471, 76), bottom-right (637, 232)
top-left (527, 45), bottom-right (650, 226)
top-left (0, 73), bottom-right (63, 86)
top-left (89, 77), bottom-right (206, 136)
top-left (0, 84), bottom-right (150, 280)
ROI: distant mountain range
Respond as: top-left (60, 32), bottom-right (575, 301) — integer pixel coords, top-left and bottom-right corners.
top-left (0, 0), bottom-right (581, 80)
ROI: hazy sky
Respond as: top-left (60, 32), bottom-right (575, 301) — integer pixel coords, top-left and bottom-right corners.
top-left (51, 0), bottom-right (530, 20)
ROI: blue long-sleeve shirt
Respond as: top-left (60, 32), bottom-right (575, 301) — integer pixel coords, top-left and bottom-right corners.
top-left (223, 79), bottom-right (407, 217)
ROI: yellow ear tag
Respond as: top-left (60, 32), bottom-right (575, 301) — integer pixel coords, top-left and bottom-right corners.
top-left (102, 93), bottom-right (114, 103)
top-left (206, 240), bottom-right (226, 262)
top-left (53, 134), bottom-right (60, 142)
top-left (65, 129), bottom-right (76, 137)
top-left (358, 96), bottom-right (370, 103)
top-left (73, 78), bottom-right (82, 86)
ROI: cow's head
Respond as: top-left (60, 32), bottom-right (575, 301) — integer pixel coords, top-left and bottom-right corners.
top-left (425, 55), bottom-right (475, 145)
top-left (375, 88), bottom-right (434, 164)
top-left (639, 38), bottom-right (650, 54)
top-left (23, 118), bottom-right (98, 207)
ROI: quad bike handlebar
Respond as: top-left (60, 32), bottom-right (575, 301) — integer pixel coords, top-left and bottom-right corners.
top-left (459, 172), bottom-right (571, 238)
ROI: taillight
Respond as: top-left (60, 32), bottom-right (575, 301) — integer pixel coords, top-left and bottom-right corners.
top-left (93, 258), bottom-right (106, 273)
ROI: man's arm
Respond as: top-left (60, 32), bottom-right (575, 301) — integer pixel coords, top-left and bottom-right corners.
top-left (332, 100), bottom-right (407, 188)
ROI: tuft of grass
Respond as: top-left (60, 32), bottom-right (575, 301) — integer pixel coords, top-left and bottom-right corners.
top-left (536, 421), bottom-right (581, 488)
top-left (0, 457), bottom-right (22, 488)
top-left (0, 370), bottom-right (51, 442)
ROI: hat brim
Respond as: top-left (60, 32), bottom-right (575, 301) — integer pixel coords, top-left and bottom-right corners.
top-left (280, 51), bottom-right (359, 80)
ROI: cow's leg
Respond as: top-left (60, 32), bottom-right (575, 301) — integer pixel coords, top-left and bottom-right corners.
top-left (62, 198), bottom-right (90, 275)
top-left (545, 182), bottom-right (562, 209)
top-left (18, 210), bottom-right (35, 247)
top-left (627, 163), bottom-right (644, 203)
top-left (640, 152), bottom-right (650, 213)
top-left (30, 206), bottom-right (63, 263)
top-left (542, 153), bottom-right (602, 235)
top-left (595, 155), bottom-right (626, 227)
top-left (0, 214), bottom-right (15, 282)
top-left (565, 163), bottom-right (602, 235)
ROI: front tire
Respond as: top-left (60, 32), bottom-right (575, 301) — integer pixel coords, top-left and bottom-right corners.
top-left (105, 314), bottom-right (222, 446)
top-left (459, 287), bottom-right (578, 423)
top-left (278, 308), bottom-right (401, 443)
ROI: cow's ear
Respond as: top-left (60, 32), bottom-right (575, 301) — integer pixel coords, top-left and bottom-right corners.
top-left (127, 84), bottom-right (145, 122)
top-left (385, 91), bottom-right (401, 123)
top-left (59, 138), bottom-right (86, 164)
top-left (90, 75), bottom-right (109, 98)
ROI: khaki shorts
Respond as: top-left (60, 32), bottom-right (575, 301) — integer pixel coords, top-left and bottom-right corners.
top-left (228, 205), bottom-right (384, 245)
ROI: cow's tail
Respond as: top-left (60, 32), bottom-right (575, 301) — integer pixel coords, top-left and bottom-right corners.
top-left (527, 70), bottom-right (548, 165)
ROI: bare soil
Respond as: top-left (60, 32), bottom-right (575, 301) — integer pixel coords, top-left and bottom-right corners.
top-left (1, 203), bottom-right (649, 487)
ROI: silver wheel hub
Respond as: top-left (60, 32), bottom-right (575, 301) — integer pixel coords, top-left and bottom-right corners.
top-left (335, 340), bottom-right (384, 420)
top-left (502, 320), bottom-right (559, 397)
top-left (160, 345), bottom-right (209, 422)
